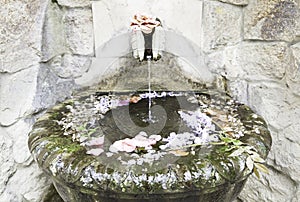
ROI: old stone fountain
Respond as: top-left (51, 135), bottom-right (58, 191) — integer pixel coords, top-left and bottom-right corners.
top-left (28, 12), bottom-right (271, 202)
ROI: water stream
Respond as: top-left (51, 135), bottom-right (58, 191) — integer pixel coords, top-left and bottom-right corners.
top-left (147, 56), bottom-right (153, 122)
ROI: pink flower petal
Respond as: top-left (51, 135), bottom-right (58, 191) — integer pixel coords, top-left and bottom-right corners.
top-left (133, 134), bottom-right (155, 147)
top-left (86, 148), bottom-right (104, 156)
top-left (110, 132), bottom-right (161, 153)
top-left (111, 138), bottom-right (136, 152)
top-left (149, 135), bottom-right (162, 142)
top-left (86, 136), bottom-right (104, 146)
top-left (130, 13), bottom-right (160, 33)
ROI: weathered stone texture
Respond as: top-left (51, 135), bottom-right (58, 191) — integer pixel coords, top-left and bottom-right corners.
top-left (41, 2), bottom-right (67, 62)
top-left (228, 79), bottom-right (249, 104)
top-left (48, 54), bottom-right (91, 79)
top-left (0, 66), bottom-right (39, 126)
top-left (267, 104), bottom-right (300, 185)
top-left (33, 64), bottom-right (76, 111)
top-left (245, 82), bottom-right (300, 201)
top-left (0, 0), bottom-right (44, 73)
top-left (244, 0), bottom-right (300, 41)
top-left (64, 8), bottom-right (94, 56)
top-left (0, 163), bottom-right (51, 202)
top-left (202, 1), bottom-right (243, 52)
top-left (206, 42), bottom-right (290, 81)
top-left (62, 54), bottom-right (91, 78)
top-left (0, 0), bottom-right (52, 201)
top-left (205, 47), bottom-right (245, 79)
top-left (271, 129), bottom-right (300, 183)
top-left (0, 128), bottom-right (15, 197)
top-left (1, 0), bottom-right (300, 201)
top-left (287, 43), bottom-right (300, 96)
top-left (234, 42), bottom-right (289, 80)
top-left (248, 83), bottom-right (293, 128)
top-left (0, 120), bottom-right (51, 201)
top-left (238, 167), bottom-right (298, 202)
top-left (8, 121), bottom-right (33, 165)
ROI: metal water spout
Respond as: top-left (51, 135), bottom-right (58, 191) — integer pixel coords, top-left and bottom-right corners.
top-left (130, 14), bottom-right (165, 61)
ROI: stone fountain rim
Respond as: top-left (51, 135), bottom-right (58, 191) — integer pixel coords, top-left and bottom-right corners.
top-left (28, 89), bottom-right (271, 194)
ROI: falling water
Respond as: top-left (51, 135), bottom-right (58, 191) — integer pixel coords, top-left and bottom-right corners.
top-left (147, 56), bottom-right (152, 122)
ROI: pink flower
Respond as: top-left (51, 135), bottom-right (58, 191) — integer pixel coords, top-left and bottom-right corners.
top-left (85, 136), bottom-right (104, 146)
top-left (130, 13), bottom-right (161, 34)
top-left (110, 138), bottom-right (136, 153)
top-left (86, 148), bottom-right (104, 156)
top-left (85, 136), bottom-right (105, 156)
top-left (109, 132), bottom-right (162, 153)
top-left (133, 134), bottom-right (154, 147)
top-left (149, 135), bottom-right (162, 142)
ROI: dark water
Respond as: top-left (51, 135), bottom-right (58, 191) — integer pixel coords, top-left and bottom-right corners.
top-left (99, 94), bottom-right (199, 143)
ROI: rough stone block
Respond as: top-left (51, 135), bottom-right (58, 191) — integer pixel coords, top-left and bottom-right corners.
top-left (57, 0), bottom-right (91, 8)
top-left (228, 79), bottom-right (249, 104)
top-left (6, 120), bottom-right (33, 165)
top-left (287, 43), bottom-right (300, 96)
top-left (202, 1), bottom-right (243, 52)
top-left (3, 164), bottom-right (51, 202)
top-left (49, 54), bottom-right (91, 78)
top-left (248, 82), bottom-right (295, 129)
top-left (0, 66), bottom-right (39, 126)
top-left (236, 42), bottom-right (289, 80)
top-left (64, 8), bottom-right (94, 56)
top-left (33, 64), bottom-right (75, 111)
top-left (244, 0), bottom-right (300, 41)
top-left (0, 42), bottom-right (40, 73)
top-left (265, 120), bottom-right (300, 187)
top-left (206, 42), bottom-right (290, 81)
top-left (152, 0), bottom-right (203, 48)
top-left (244, 74), bottom-right (300, 202)
top-left (205, 48), bottom-right (245, 80)
top-left (0, 128), bottom-right (15, 196)
top-left (42, 2), bottom-right (68, 62)
top-left (92, 1), bottom-right (115, 52)
top-left (271, 131), bottom-right (300, 183)
top-left (239, 167), bottom-right (297, 202)
top-left (0, 0), bottom-right (46, 73)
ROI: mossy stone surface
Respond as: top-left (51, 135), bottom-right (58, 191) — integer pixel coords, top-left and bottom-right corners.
top-left (29, 90), bottom-right (271, 202)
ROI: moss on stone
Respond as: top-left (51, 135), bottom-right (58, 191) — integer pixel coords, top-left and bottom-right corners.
top-left (28, 90), bottom-right (271, 201)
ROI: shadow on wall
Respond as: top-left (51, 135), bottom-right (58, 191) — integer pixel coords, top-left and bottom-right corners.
top-left (76, 30), bottom-right (215, 88)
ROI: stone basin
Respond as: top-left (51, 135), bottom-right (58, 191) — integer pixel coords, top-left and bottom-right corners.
top-left (28, 90), bottom-right (271, 202)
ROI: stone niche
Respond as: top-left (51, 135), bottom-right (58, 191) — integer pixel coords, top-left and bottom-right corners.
top-left (76, 0), bottom-right (215, 88)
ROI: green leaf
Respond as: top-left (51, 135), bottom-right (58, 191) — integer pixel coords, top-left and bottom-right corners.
top-left (252, 155), bottom-right (265, 164)
top-left (232, 139), bottom-right (243, 146)
top-left (254, 163), bottom-right (269, 174)
top-left (220, 137), bottom-right (233, 143)
top-left (243, 146), bottom-right (255, 153)
top-left (210, 141), bottom-right (226, 145)
top-left (224, 146), bottom-right (236, 152)
top-left (253, 167), bottom-right (260, 179)
top-left (229, 147), bottom-right (245, 157)
top-left (87, 128), bottom-right (97, 136)
top-left (246, 156), bottom-right (254, 171)
top-left (77, 126), bottom-right (86, 131)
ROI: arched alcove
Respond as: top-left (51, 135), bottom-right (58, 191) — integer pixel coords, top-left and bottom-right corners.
top-left (76, 30), bottom-right (214, 88)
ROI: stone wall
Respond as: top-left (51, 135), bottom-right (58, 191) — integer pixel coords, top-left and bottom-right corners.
top-left (0, 0), bottom-right (299, 201)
